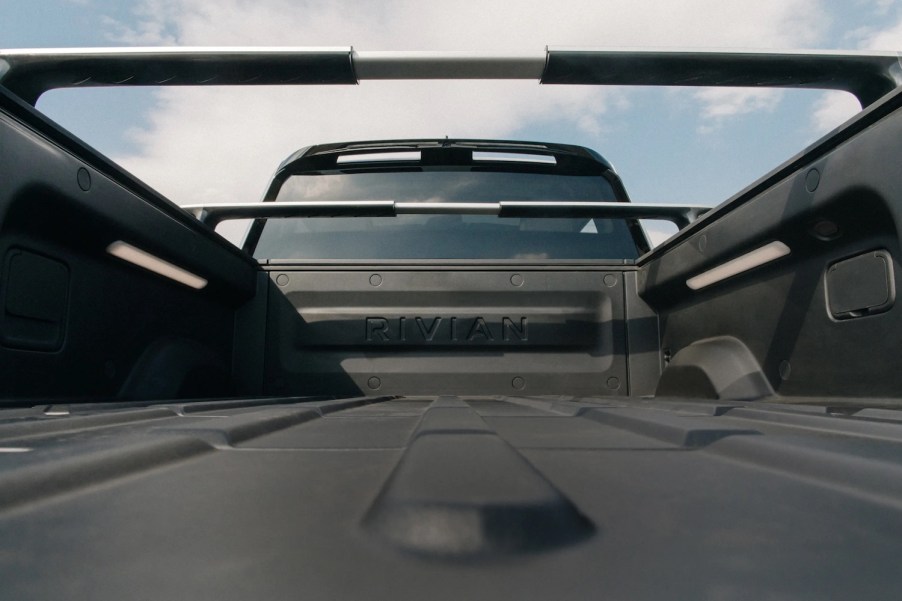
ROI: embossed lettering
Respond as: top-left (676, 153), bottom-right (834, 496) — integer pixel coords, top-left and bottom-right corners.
top-left (365, 316), bottom-right (528, 343)
top-left (467, 317), bottom-right (495, 341)
top-left (415, 316), bottom-right (443, 341)
top-left (502, 317), bottom-right (528, 341)
top-left (365, 317), bottom-right (390, 341)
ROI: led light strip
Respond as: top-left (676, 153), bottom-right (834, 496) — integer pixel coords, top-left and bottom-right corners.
top-left (106, 241), bottom-right (208, 290)
top-left (686, 241), bottom-right (790, 290)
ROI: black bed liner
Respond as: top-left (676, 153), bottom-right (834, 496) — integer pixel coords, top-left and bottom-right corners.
top-left (0, 394), bottom-right (900, 600)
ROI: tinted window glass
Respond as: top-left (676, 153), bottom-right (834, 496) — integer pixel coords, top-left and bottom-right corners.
top-left (252, 171), bottom-right (639, 260)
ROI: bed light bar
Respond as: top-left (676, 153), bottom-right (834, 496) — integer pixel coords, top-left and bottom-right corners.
top-left (106, 241), bottom-right (207, 290)
top-left (686, 241), bottom-right (790, 290)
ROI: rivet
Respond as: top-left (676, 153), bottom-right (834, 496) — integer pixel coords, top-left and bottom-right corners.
top-left (779, 360), bottom-right (792, 381)
top-left (697, 235), bottom-right (707, 252)
top-left (511, 377), bottom-right (526, 390)
top-left (603, 274), bottom-right (618, 287)
top-left (275, 274), bottom-right (289, 286)
top-left (369, 274), bottom-right (383, 287)
top-left (606, 376), bottom-right (621, 390)
top-left (810, 219), bottom-right (840, 241)
top-left (510, 274), bottom-right (524, 287)
top-left (367, 376), bottom-right (382, 390)
top-left (805, 168), bottom-right (820, 192)
top-left (77, 168), bottom-right (91, 192)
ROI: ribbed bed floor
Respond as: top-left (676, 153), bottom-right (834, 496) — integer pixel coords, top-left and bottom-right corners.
top-left (1, 395), bottom-right (901, 600)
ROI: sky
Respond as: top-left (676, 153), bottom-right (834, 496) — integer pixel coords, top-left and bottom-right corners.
top-left (3, 0), bottom-right (902, 245)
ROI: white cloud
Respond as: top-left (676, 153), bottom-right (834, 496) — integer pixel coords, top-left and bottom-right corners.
top-left (103, 0), bottom-right (180, 45)
top-left (811, 90), bottom-right (862, 133)
top-left (642, 221), bottom-right (680, 248)
top-left (809, 6), bottom-right (902, 134)
top-left (118, 82), bottom-right (623, 206)
top-left (106, 0), bottom-right (827, 50)
top-left (858, 0), bottom-right (899, 18)
top-left (693, 88), bottom-right (783, 133)
top-left (101, 0), bottom-right (829, 216)
top-left (861, 16), bottom-right (902, 50)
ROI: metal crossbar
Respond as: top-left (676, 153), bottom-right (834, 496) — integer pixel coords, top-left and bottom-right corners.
top-left (1, 47), bottom-right (900, 105)
top-left (183, 201), bottom-right (709, 229)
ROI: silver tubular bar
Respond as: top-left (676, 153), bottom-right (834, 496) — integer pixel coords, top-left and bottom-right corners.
top-left (185, 201), bottom-right (396, 226)
top-left (498, 201), bottom-right (708, 228)
top-left (352, 51), bottom-right (547, 79)
top-left (183, 201), bottom-right (710, 229)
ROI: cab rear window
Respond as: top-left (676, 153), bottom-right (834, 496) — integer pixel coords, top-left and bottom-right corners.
top-left (252, 170), bottom-right (640, 260)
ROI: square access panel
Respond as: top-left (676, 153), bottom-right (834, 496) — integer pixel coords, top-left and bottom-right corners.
top-left (1, 248), bottom-right (69, 351)
top-left (826, 250), bottom-right (895, 320)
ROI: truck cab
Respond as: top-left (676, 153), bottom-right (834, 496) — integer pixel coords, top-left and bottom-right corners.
top-left (246, 139), bottom-right (647, 260)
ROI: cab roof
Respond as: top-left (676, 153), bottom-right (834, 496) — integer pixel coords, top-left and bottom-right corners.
top-left (274, 139), bottom-right (615, 177)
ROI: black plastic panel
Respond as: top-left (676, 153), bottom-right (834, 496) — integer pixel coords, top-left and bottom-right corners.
top-left (644, 92), bottom-right (902, 399)
top-left (826, 250), bottom-right (895, 318)
top-left (0, 97), bottom-right (257, 402)
top-left (263, 268), bottom-right (631, 396)
top-left (0, 91), bottom-right (258, 299)
top-left (2, 50), bottom-right (356, 105)
top-left (3, 395), bottom-right (902, 599)
top-left (542, 49), bottom-right (899, 106)
top-left (1, 248), bottom-right (69, 351)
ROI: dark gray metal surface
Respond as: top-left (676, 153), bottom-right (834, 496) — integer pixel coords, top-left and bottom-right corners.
top-left (543, 47), bottom-right (902, 106)
top-left (0, 47), bottom-right (356, 104)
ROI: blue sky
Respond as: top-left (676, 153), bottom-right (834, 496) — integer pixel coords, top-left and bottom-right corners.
top-left (4, 0), bottom-right (902, 243)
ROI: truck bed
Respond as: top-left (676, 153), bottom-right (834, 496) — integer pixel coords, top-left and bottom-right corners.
top-left (4, 48), bottom-right (902, 598)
